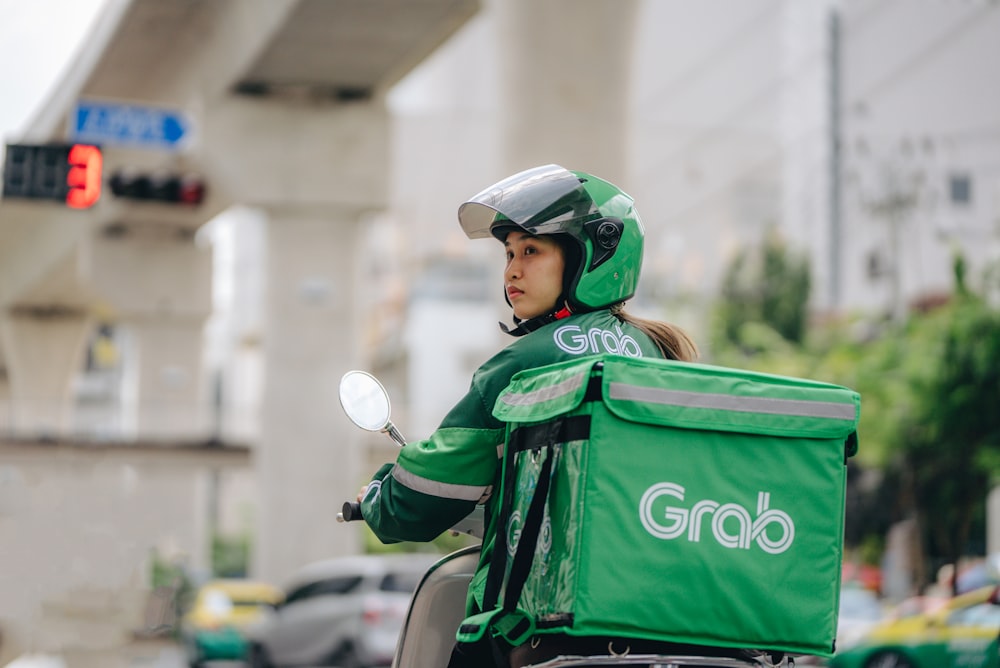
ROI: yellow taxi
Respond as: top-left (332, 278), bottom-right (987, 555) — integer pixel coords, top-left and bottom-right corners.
top-left (828, 585), bottom-right (1000, 668)
top-left (180, 579), bottom-right (284, 667)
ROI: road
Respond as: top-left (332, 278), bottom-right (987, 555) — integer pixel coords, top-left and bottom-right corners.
top-left (5, 636), bottom-right (361, 668)
top-left (3, 641), bottom-right (244, 668)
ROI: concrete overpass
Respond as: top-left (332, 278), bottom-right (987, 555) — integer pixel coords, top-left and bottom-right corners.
top-left (0, 0), bottom-right (645, 661)
top-left (2, 0), bottom-right (478, 437)
top-left (0, 0), bottom-right (479, 661)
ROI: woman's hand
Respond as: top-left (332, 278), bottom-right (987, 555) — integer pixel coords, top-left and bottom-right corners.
top-left (356, 484), bottom-right (368, 503)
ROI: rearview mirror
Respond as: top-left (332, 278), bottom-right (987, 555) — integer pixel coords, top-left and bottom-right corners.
top-left (339, 370), bottom-right (391, 432)
top-left (338, 370), bottom-right (407, 447)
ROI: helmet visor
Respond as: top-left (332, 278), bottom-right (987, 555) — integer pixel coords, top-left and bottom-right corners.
top-left (458, 164), bottom-right (598, 239)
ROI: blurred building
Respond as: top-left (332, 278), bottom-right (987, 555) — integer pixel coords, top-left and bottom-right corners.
top-left (389, 0), bottom-right (1000, 334)
top-left (1, 0), bottom-right (999, 661)
top-left (7, 1), bottom-right (995, 465)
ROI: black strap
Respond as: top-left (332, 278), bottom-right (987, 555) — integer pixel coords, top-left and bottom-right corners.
top-left (499, 304), bottom-right (574, 337)
top-left (498, 313), bottom-right (559, 337)
top-left (508, 415), bottom-right (591, 454)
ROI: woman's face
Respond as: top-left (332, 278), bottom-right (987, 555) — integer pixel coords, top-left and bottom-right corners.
top-left (503, 231), bottom-right (565, 321)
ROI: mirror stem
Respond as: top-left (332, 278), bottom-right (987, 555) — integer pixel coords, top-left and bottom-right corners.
top-left (384, 422), bottom-right (407, 447)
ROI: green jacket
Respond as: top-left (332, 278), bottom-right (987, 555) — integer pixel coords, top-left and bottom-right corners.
top-left (361, 309), bottom-right (665, 610)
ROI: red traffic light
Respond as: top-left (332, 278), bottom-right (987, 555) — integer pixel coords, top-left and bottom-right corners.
top-left (66, 144), bottom-right (102, 209)
top-left (2, 143), bottom-right (102, 209)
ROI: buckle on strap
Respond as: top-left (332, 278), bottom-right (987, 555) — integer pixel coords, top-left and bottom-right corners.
top-left (456, 608), bottom-right (536, 647)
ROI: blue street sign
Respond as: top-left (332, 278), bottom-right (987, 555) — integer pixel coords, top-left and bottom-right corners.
top-left (70, 99), bottom-right (191, 150)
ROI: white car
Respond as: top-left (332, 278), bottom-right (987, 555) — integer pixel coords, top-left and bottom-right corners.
top-left (796, 586), bottom-right (885, 665)
top-left (834, 586), bottom-right (885, 652)
top-left (245, 553), bottom-right (440, 668)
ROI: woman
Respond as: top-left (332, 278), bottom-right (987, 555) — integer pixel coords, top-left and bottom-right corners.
top-left (358, 163), bottom-right (698, 666)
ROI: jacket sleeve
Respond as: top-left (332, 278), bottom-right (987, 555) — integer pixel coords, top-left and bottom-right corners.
top-left (360, 381), bottom-right (506, 544)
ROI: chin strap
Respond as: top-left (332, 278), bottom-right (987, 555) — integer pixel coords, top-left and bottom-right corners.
top-left (499, 304), bottom-right (573, 337)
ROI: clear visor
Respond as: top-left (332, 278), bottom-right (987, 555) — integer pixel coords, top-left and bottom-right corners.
top-left (458, 164), bottom-right (597, 239)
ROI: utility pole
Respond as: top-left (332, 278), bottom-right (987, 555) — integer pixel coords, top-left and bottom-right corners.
top-left (828, 7), bottom-right (843, 311)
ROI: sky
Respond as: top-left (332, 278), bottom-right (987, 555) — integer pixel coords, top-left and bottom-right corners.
top-left (0, 0), bottom-right (107, 143)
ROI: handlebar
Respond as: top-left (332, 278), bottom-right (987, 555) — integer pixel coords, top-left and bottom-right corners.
top-left (335, 500), bottom-right (485, 539)
top-left (337, 501), bottom-right (364, 523)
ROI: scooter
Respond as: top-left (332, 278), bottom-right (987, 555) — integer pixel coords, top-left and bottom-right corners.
top-left (337, 370), bottom-right (795, 668)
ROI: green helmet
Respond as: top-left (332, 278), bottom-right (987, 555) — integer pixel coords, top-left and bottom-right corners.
top-left (458, 164), bottom-right (644, 315)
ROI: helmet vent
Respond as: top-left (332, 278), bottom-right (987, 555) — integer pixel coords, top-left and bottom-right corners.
top-left (596, 221), bottom-right (621, 249)
top-left (585, 217), bottom-right (623, 271)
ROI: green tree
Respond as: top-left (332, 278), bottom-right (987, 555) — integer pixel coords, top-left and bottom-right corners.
top-left (713, 229), bottom-right (811, 351)
top-left (894, 268), bottom-right (1000, 591)
top-left (709, 247), bottom-right (1000, 587)
top-left (213, 532), bottom-right (251, 577)
top-left (709, 312), bottom-right (899, 563)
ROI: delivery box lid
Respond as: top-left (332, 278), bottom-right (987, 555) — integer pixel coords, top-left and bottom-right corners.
top-left (494, 354), bottom-right (860, 454)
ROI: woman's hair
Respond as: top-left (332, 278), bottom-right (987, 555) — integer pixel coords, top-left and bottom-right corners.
top-left (609, 303), bottom-right (699, 362)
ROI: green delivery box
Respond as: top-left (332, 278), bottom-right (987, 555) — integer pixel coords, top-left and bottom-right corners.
top-left (478, 354), bottom-right (860, 657)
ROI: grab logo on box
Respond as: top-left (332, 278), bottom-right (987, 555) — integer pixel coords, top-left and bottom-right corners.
top-left (639, 482), bottom-right (795, 555)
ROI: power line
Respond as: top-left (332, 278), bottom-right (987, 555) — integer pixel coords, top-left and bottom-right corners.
top-left (627, 0), bottom-right (1000, 315)
top-left (634, 4), bottom-right (879, 187)
top-left (640, 1), bottom-right (1000, 212)
top-left (945, 124), bottom-right (1000, 144)
top-left (636, 42), bottom-right (828, 187)
top-left (844, 0), bottom-right (907, 34)
top-left (649, 121), bottom-right (1000, 229)
top-left (649, 132), bottom-right (788, 226)
top-left (637, 0), bottom-right (898, 113)
top-left (849, 2), bottom-right (998, 107)
top-left (637, 0), bottom-right (782, 109)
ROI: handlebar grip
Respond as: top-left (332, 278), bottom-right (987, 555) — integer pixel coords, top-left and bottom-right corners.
top-left (338, 501), bottom-right (364, 522)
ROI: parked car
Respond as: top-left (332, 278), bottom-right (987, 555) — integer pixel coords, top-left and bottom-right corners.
top-left (245, 553), bottom-right (441, 668)
top-left (828, 585), bottom-right (1000, 668)
top-left (796, 586), bottom-right (887, 666)
top-left (180, 578), bottom-right (284, 667)
top-left (835, 586), bottom-right (886, 653)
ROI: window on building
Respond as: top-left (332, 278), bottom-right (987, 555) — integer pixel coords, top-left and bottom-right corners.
top-left (949, 173), bottom-right (973, 206)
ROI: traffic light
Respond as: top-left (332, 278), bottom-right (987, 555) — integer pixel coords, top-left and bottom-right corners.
top-left (2, 143), bottom-right (103, 209)
top-left (108, 169), bottom-right (206, 206)
top-left (66, 144), bottom-right (103, 209)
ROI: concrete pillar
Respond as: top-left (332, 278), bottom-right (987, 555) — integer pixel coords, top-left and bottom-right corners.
top-left (82, 230), bottom-right (213, 439)
top-left (496, 0), bottom-right (639, 180)
top-left (203, 97), bottom-right (389, 582)
top-left (253, 205), bottom-right (365, 582)
top-left (0, 359), bottom-right (8, 432)
top-left (0, 308), bottom-right (91, 436)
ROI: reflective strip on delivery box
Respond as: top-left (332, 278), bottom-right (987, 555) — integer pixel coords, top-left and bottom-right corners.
top-left (476, 354), bottom-right (860, 658)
